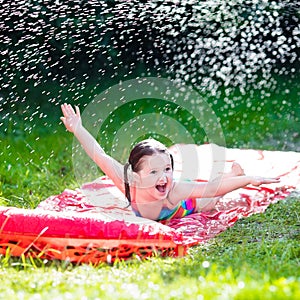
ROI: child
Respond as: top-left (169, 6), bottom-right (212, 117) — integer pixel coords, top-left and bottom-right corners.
top-left (60, 103), bottom-right (280, 221)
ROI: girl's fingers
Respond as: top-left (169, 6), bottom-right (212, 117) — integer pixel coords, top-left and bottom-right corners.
top-left (60, 117), bottom-right (67, 129)
top-left (61, 104), bottom-right (69, 117)
top-left (252, 176), bottom-right (280, 186)
top-left (261, 177), bottom-right (280, 184)
top-left (66, 104), bottom-right (74, 115)
top-left (267, 177), bottom-right (280, 182)
top-left (75, 105), bottom-right (80, 116)
top-left (61, 103), bottom-right (77, 117)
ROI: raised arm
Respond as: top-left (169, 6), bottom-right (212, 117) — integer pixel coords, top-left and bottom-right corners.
top-left (60, 104), bottom-right (124, 191)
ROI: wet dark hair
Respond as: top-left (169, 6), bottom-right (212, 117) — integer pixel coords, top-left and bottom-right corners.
top-left (124, 139), bottom-right (174, 204)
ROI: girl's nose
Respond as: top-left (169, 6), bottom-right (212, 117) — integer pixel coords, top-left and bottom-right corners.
top-left (158, 172), bottom-right (167, 182)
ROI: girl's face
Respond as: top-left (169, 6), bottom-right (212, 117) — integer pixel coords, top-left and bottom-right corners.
top-left (135, 153), bottom-right (173, 201)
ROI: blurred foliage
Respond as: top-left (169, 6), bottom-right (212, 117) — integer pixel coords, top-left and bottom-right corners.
top-left (1, 1), bottom-right (298, 99)
top-left (0, 0), bottom-right (299, 149)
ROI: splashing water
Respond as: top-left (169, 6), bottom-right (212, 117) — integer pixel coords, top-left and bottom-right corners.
top-left (0, 0), bottom-right (299, 150)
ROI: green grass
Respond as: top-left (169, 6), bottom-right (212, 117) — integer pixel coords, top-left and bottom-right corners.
top-left (0, 124), bottom-right (77, 208)
top-left (0, 97), bottom-right (299, 299)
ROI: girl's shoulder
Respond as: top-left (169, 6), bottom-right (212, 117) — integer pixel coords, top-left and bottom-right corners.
top-left (168, 179), bottom-right (198, 205)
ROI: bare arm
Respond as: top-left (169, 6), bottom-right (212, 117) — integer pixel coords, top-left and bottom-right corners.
top-left (60, 104), bottom-right (124, 191)
top-left (169, 175), bottom-right (280, 203)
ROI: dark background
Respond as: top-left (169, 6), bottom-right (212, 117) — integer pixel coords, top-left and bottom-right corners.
top-left (0, 0), bottom-right (299, 149)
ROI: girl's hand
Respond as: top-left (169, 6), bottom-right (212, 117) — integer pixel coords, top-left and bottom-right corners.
top-left (60, 103), bottom-right (82, 133)
top-left (249, 176), bottom-right (280, 186)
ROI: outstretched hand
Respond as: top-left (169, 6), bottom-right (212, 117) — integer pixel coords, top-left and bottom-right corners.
top-left (249, 176), bottom-right (280, 186)
top-left (60, 103), bottom-right (82, 133)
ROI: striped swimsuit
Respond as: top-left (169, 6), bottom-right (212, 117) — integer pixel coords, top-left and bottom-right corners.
top-left (132, 198), bottom-right (197, 221)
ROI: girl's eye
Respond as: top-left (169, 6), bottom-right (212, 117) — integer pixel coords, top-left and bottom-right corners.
top-left (150, 170), bottom-right (157, 175)
top-left (165, 167), bottom-right (171, 172)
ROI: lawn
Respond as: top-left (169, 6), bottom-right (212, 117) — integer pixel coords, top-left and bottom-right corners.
top-left (0, 88), bottom-right (299, 299)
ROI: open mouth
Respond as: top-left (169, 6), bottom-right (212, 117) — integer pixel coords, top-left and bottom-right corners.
top-left (156, 183), bottom-right (167, 193)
